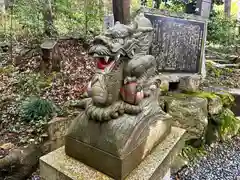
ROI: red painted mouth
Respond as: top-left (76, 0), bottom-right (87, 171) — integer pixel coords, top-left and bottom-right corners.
top-left (96, 57), bottom-right (113, 70)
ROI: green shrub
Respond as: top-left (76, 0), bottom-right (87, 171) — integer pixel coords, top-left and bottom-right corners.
top-left (207, 11), bottom-right (238, 45)
top-left (19, 97), bottom-right (58, 122)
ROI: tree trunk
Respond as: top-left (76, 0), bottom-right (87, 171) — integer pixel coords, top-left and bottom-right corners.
top-left (42, 0), bottom-right (58, 37)
top-left (224, 0), bottom-right (231, 17)
top-left (112, 0), bottom-right (130, 25)
top-left (154, 0), bottom-right (161, 9)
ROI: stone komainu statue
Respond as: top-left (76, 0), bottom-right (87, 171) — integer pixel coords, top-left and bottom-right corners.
top-left (65, 13), bottom-right (173, 180)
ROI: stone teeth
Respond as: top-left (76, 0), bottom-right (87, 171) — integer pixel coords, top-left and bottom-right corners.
top-left (93, 53), bottom-right (98, 57)
top-left (104, 56), bottom-right (109, 63)
top-left (132, 50), bottom-right (135, 55)
top-left (115, 54), bottom-right (120, 61)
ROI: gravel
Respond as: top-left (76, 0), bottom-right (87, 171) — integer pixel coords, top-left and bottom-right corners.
top-left (172, 136), bottom-right (240, 180)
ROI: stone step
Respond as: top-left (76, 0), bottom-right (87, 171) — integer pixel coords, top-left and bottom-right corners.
top-left (40, 127), bottom-right (185, 180)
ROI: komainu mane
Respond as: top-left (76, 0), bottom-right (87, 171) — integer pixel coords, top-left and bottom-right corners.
top-left (77, 13), bottom-right (162, 121)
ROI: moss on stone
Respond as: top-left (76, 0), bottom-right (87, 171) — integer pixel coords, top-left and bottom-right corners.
top-left (168, 90), bottom-right (234, 107)
top-left (215, 93), bottom-right (235, 107)
top-left (186, 91), bottom-right (218, 100)
top-left (160, 84), bottom-right (169, 92)
top-left (168, 91), bottom-right (218, 101)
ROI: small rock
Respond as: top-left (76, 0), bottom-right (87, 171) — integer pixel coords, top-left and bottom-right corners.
top-left (0, 142), bottom-right (14, 150)
top-left (29, 139), bottom-right (35, 143)
top-left (27, 128), bottom-right (35, 134)
top-left (40, 133), bottom-right (48, 138)
top-left (208, 96), bottom-right (223, 115)
top-left (179, 75), bottom-right (201, 92)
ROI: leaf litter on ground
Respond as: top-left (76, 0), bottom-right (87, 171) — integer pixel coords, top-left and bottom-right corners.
top-left (0, 40), bottom-right (95, 154)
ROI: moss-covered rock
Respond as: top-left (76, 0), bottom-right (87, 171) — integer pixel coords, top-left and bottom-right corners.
top-left (159, 75), bottom-right (170, 93)
top-left (159, 95), bottom-right (208, 141)
top-left (181, 91), bottom-right (223, 115)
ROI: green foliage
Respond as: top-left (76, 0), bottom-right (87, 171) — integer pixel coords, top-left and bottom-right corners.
top-left (160, 0), bottom-right (185, 13)
top-left (13, 0), bottom-right (44, 37)
top-left (55, 0), bottom-right (104, 36)
top-left (206, 61), bottom-right (222, 78)
top-left (186, 91), bottom-right (219, 99)
top-left (206, 61), bottom-right (234, 80)
top-left (216, 93), bottom-right (235, 107)
top-left (180, 144), bottom-right (207, 162)
top-left (14, 72), bottom-right (53, 96)
top-left (1, 0), bottom-right (104, 41)
top-left (218, 108), bottom-right (240, 139)
top-left (19, 97), bottom-right (58, 122)
top-left (0, 65), bottom-right (16, 75)
top-left (207, 10), bottom-right (238, 45)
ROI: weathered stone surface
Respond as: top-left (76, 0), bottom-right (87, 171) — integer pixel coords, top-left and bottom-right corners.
top-left (159, 95), bottom-right (208, 140)
top-left (178, 75), bottom-right (201, 92)
top-left (158, 75), bottom-right (170, 93)
top-left (40, 127), bottom-right (186, 180)
top-left (171, 156), bottom-right (188, 173)
top-left (202, 86), bottom-right (238, 115)
top-left (0, 144), bottom-right (43, 180)
top-left (47, 117), bottom-right (73, 151)
top-left (208, 96), bottom-right (223, 115)
top-left (65, 97), bottom-right (172, 180)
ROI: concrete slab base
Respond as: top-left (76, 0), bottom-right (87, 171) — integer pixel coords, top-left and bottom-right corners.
top-left (40, 127), bottom-right (185, 180)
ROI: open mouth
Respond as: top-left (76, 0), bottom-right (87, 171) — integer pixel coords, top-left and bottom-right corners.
top-left (95, 56), bottom-right (114, 70)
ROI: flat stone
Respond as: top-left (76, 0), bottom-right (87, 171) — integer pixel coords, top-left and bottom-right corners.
top-left (160, 73), bottom-right (201, 83)
top-left (40, 127), bottom-right (185, 180)
top-left (41, 39), bottom-right (57, 50)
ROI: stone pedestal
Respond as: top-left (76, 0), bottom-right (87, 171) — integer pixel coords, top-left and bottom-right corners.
top-left (40, 127), bottom-right (185, 180)
top-left (162, 169), bottom-right (171, 180)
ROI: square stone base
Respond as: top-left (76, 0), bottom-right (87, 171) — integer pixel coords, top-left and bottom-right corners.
top-left (40, 127), bottom-right (185, 180)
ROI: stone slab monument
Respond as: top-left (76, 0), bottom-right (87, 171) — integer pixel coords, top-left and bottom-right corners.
top-left (142, 8), bottom-right (208, 79)
top-left (40, 13), bottom-right (186, 180)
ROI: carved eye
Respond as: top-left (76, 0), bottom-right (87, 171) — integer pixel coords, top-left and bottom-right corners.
top-left (112, 38), bottom-right (124, 44)
top-left (112, 39), bottom-right (118, 43)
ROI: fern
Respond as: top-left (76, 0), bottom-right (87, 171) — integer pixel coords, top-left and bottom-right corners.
top-left (219, 108), bottom-right (240, 139)
top-left (180, 144), bottom-right (207, 162)
top-left (19, 97), bottom-right (59, 122)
